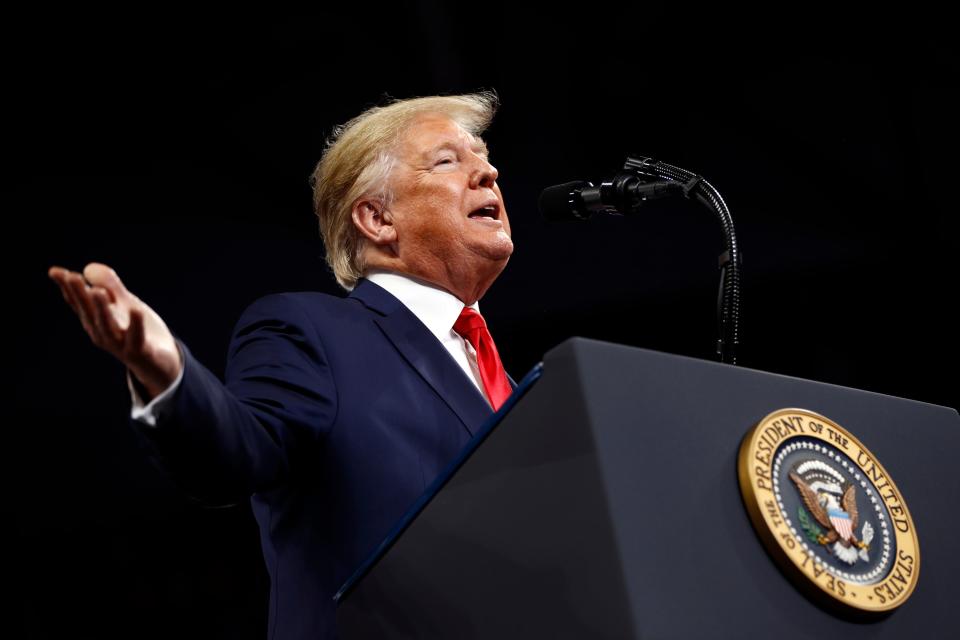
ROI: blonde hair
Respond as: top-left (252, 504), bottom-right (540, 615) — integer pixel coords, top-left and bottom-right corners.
top-left (309, 92), bottom-right (499, 290)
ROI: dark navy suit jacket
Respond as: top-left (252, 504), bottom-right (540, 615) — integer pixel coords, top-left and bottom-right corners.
top-left (140, 279), bottom-right (496, 639)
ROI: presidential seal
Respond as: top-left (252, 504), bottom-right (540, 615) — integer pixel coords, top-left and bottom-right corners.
top-left (738, 408), bottom-right (919, 613)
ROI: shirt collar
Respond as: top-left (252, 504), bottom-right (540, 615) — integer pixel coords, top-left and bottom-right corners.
top-left (365, 270), bottom-right (479, 341)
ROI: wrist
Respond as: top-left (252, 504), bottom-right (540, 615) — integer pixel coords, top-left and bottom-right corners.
top-left (130, 344), bottom-right (183, 401)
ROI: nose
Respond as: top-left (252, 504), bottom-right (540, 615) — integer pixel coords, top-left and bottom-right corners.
top-left (470, 156), bottom-right (498, 189)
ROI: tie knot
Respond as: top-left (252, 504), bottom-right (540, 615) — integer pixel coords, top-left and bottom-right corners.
top-left (453, 306), bottom-right (486, 337)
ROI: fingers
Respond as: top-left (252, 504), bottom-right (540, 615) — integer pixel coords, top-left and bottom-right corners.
top-left (49, 265), bottom-right (127, 350)
top-left (67, 272), bottom-right (100, 335)
top-left (50, 267), bottom-right (81, 315)
top-left (92, 288), bottom-right (124, 343)
top-left (50, 262), bottom-right (128, 310)
top-left (83, 262), bottom-right (127, 303)
top-left (50, 264), bottom-right (180, 393)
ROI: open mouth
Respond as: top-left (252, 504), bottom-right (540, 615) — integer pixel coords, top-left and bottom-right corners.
top-left (468, 204), bottom-right (499, 220)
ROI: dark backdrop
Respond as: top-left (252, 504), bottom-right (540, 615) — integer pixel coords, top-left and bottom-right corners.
top-left (12, 6), bottom-right (957, 639)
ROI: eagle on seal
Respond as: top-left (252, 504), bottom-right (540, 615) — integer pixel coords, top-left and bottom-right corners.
top-left (789, 460), bottom-right (871, 563)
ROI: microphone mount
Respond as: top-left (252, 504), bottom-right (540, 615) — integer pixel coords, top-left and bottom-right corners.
top-left (545, 155), bottom-right (743, 365)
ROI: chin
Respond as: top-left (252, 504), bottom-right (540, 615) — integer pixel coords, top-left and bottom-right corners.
top-left (463, 235), bottom-right (513, 268)
top-left (487, 235), bottom-right (514, 260)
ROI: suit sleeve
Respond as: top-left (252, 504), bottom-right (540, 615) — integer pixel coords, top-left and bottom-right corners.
top-left (137, 293), bottom-right (338, 505)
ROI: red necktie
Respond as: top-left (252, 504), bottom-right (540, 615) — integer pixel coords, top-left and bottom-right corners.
top-left (453, 307), bottom-right (512, 410)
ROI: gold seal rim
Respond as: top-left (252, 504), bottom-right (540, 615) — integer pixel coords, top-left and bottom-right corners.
top-left (738, 407), bottom-right (920, 613)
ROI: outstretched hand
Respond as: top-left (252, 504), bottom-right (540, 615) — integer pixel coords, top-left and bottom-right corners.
top-left (49, 263), bottom-right (183, 401)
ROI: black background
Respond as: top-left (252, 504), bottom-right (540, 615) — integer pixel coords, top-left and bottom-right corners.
top-left (12, 6), bottom-right (957, 638)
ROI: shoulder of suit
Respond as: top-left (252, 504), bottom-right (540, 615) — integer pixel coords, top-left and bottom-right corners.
top-left (239, 290), bottom-right (367, 327)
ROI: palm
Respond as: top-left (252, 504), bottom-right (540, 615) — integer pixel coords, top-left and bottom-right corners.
top-left (49, 263), bottom-right (182, 399)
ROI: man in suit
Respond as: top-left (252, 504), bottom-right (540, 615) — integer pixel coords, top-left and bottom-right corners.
top-left (48, 92), bottom-right (514, 639)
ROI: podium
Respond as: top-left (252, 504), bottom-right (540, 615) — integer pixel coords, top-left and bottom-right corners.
top-left (335, 338), bottom-right (959, 638)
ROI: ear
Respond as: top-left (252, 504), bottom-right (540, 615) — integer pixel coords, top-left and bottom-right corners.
top-left (351, 198), bottom-right (397, 246)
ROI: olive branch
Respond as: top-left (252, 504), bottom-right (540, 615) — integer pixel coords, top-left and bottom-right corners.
top-left (797, 506), bottom-right (823, 544)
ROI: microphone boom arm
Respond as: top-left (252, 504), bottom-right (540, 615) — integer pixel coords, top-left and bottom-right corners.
top-left (627, 156), bottom-right (742, 365)
top-left (543, 156), bottom-right (742, 365)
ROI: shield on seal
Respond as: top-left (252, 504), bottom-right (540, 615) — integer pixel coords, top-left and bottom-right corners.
top-left (828, 508), bottom-right (854, 541)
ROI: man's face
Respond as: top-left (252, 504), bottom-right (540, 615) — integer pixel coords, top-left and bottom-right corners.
top-left (384, 114), bottom-right (513, 294)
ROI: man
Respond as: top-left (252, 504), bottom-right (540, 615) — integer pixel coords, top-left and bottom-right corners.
top-left (48, 92), bottom-right (514, 639)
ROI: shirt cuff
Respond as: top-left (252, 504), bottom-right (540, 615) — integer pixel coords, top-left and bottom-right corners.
top-left (128, 349), bottom-right (185, 428)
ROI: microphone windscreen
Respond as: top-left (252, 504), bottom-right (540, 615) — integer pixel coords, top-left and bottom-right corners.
top-left (538, 181), bottom-right (589, 221)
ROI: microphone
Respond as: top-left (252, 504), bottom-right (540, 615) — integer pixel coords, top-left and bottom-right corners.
top-left (538, 155), bottom-right (743, 365)
top-left (539, 159), bottom-right (685, 221)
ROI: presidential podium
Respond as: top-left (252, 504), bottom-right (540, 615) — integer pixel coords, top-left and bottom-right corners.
top-left (335, 338), bottom-right (960, 639)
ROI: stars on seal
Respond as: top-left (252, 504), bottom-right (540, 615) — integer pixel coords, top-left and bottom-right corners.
top-left (772, 437), bottom-right (895, 585)
top-left (740, 409), bottom-right (920, 612)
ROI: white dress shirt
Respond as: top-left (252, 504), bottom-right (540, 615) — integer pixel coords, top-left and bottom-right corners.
top-left (365, 270), bottom-right (487, 399)
top-left (129, 271), bottom-right (491, 425)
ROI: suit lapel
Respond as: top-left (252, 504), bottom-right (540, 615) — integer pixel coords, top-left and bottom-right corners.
top-left (350, 279), bottom-right (493, 436)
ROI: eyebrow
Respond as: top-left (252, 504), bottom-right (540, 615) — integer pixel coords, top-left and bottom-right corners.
top-left (423, 139), bottom-right (490, 160)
